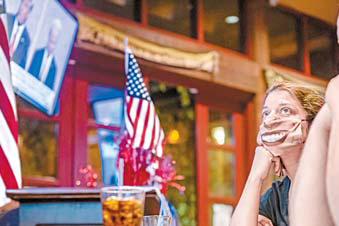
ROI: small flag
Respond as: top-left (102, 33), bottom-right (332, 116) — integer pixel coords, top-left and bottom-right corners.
top-left (124, 47), bottom-right (165, 156)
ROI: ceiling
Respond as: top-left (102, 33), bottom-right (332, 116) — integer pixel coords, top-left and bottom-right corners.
top-left (272, 0), bottom-right (338, 25)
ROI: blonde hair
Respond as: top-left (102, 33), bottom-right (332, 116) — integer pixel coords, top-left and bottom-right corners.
top-left (265, 82), bottom-right (324, 123)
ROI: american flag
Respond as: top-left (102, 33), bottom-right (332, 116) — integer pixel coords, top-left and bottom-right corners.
top-left (0, 17), bottom-right (21, 206)
top-left (124, 48), bottom-right (165, 156)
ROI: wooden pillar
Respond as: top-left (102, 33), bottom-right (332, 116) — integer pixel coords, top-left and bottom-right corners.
top-left (58, 74), bottom-right (75, 186)
top-left (72, 75), bottom-right (89, 187)
top-left (245, 0), bottom-right (274, 190)
top-left (246, 0), bottom-right (269, 130)
top-left (195, 102), bottom-right (208, 226)
top-left (233, 112), bottom-right (247, 202)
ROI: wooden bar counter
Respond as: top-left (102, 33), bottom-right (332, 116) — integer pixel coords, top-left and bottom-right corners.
top-left (2, 188), bottom-right (160, 226)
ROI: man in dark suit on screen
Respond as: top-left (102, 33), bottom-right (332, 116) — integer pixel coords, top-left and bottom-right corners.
top-left (29, 19), bottom-right (62, 90)
top-left (7, 0), bottom-right (33, 68)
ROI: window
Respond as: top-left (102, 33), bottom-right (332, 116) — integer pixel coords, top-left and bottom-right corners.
top-left (147, 0), bottom-right (195, 37)
top-left (17, 97), bottom-right (60, 186)
top-left (83, 0), bottom-right (140, 21)
top-left (268, 7), bottom-right (303, 71)
top-left (19, 117), bottom-right (58, 179)
top-left (87, 85), bottom-right (124, 185)
top-left (150, 81), bottom-right (197, 226)
top-left (207, 110), bottom-right (235, 226)
top-left (203, 0), bottom-right (245, 52)
top-left (308, 18), bottom-right (336, 79)
top-left (209, 203), bottom-right (233, 226)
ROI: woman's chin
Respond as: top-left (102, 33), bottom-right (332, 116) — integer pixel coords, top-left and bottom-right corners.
top-left (263, 142), bottom-right (302, 157)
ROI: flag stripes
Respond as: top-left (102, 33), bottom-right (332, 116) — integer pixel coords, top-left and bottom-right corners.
top-left (0, 18), bottom-right (21, 207)
top-left (124, 48), bottom-right (164, 156)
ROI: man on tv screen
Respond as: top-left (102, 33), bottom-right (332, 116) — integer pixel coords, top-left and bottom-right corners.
top-left (29, 19), bottom-right (62, 90)
top-left (7, 0), bottom-right (33, 68)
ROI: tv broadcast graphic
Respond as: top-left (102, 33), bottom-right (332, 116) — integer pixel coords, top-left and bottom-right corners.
top-left (6, 0), bottom-right (78, 115)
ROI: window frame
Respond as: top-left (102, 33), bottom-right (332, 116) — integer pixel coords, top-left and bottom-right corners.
top-left (61, 0), bottom-right (251, 57)
top-left (18, 72), bottom-right (75, 187)
top-left (195, 99), bottom-right (249, 226)
top-left (267, 5), bottom-right (338, 79)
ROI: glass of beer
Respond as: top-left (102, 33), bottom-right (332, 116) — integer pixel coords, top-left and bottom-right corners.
top-left (100, 186), bottom-right (145, 226)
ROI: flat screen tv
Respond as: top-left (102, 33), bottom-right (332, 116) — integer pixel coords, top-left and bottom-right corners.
top-left (6, 0), bottom-right (78, 115)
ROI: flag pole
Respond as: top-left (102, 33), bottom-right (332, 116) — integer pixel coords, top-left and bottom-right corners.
top-left (124, 38), bottom-right (129, 75)
top-left (118, 37), bottom-right (129, 188)
top-left (121, 37), bottom-right (128, 134)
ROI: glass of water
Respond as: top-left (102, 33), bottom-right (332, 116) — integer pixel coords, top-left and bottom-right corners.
top-left (143, 215), bottom-right (171, 226)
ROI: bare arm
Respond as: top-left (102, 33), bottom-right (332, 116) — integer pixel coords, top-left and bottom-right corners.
top-left (326, 75), bottom-right (339, 224)
top-left (326, 110), bottom-right (339, 224)
top-left (289, 104), bottom-right (334, 226)
top-left (230, 147), bottom-right (275, 226)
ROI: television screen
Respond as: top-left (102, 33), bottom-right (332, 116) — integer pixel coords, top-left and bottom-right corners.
top-left (6, 0), bottom-right (78, 115)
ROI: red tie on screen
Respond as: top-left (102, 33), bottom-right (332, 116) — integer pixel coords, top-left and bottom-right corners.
top-left (9, 29), bottom-right (18, 56)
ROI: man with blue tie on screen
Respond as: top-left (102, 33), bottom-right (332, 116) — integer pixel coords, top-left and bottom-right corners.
top-left (29, 19), bottom-right (62, 90)
top-left (7, 0), bottom-right (33, 68)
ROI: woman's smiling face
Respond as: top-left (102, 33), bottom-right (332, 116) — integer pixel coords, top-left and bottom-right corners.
top-left (258, 89), bottom-right (308, 153)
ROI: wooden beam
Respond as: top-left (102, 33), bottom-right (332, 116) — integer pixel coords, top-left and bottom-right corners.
top-left (72, 77), bottom-right (89, 187)
top-left (196, 0), bottom-right (204, 42)
top-left (233, 112), bottom-right (246, 202)
top-left (195, 103), bottom-right (209, 226)
top-left (58, 74), bottom-right (75, 186)
top-left (75, 43), bottom-right (256, 103)
top-left (140, 0), bottom-right (148, 25)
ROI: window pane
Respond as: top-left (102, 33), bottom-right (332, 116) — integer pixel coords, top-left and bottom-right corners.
top-left (88, 85), bottom-right (124, 186)
top-left (83, 0), bottom-right (139, 21)
top-left (87, 128), bottom-right (121, 185)
top-left (19, 118), bottom-right (58, 178)
top-left (208, 110), bottom-right (234, 146)
top-left (208, 150), bottom-right (235, 197)
top-left (203, 0), bottom-right (244, 52)
top-left (88, 85), bottom-right (124, 127)
top-left (209, 203), bottom-right (233, 226)
top-left (308, 18), bottom-right (336, 79)
top-left (147, 0), bottom-right (194, 37)
top-left (268, 7), bottom-right (302, 70)
top-left (150, 81), bottom-right (196, 226)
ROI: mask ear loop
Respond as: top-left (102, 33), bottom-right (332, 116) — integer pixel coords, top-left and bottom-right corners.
top-left (300, 119), bottom-right (309, 144)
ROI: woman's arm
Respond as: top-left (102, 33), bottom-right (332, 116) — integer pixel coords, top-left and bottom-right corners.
top-left (289, 104), bottom-right (334, 226)
top-left (230, 147), bottom-right (275, 226)
top-left (326, 108), bottom-right (339, 224)
top-left (325, 75), bottom-right (339, 225)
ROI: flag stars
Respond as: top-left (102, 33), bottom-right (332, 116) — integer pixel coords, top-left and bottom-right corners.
top-left (126, 52), bottom-right (153, 100)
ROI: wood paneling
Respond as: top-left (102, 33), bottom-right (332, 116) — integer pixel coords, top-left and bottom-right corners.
top-left (75, 42), bottom-right (256, 105)
top-left (73, 8), bottom-right (260, 94)
top-left (275, 0), bottom-right (337, 25)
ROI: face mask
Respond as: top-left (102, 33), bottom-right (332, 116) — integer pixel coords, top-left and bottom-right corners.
top-left (257, 118), bottom-right (308, 156)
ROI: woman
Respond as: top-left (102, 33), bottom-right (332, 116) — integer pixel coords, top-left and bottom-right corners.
top-left (230, 82), bottom-right (324, 226)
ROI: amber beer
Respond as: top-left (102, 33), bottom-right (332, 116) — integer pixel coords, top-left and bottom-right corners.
top-left (101, 187), bottom-right (145, 226)
top-left (102, 197), bottom-right (143, 225)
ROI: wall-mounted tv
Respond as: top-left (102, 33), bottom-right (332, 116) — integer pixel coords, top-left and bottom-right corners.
top-left (6, 0), bottom-right (78, 115)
